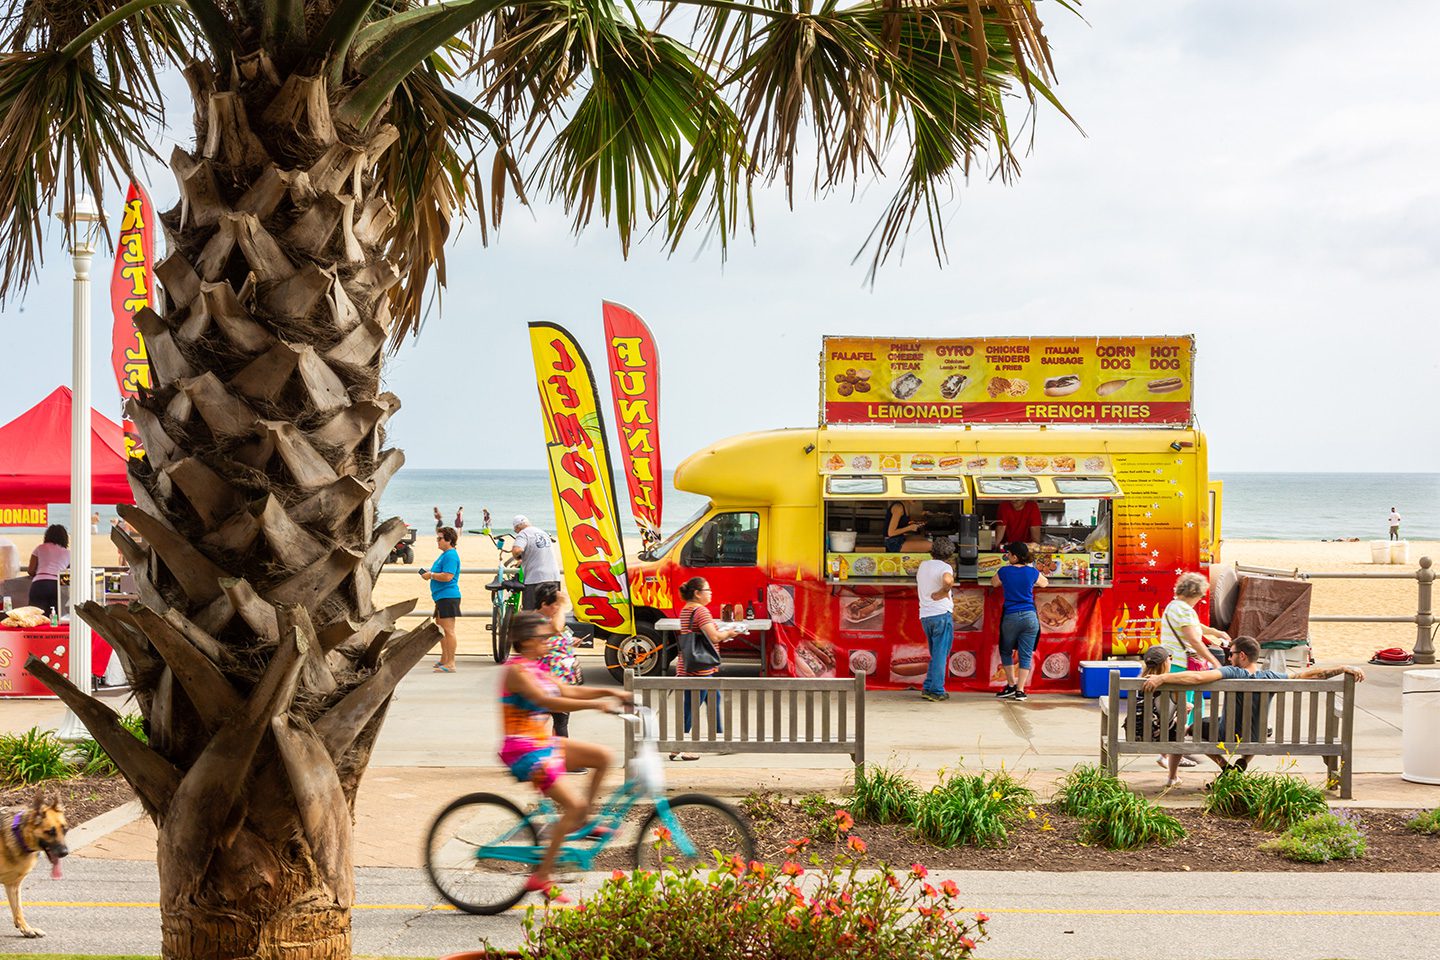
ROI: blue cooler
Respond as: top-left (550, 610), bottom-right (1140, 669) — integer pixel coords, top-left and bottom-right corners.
top-left (1080, 660), bottom-right (1141, 699)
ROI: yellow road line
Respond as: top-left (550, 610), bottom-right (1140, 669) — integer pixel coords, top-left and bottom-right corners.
top-left (22, 901), bottom-right (1440, 918)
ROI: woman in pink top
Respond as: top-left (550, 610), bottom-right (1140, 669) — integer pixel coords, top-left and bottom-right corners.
top-left (27, 525), bottom-right (69, 616)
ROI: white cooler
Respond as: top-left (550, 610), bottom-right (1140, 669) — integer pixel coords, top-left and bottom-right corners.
top-left (1402, 669), bottom-right (1440, 784)
top-left (1370, 540), bottom-right (1390, 564)
top-left (1390, 540), bottom-right (1410, 564)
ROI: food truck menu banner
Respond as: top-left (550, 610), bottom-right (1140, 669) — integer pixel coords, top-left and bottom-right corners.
top-left (764, 582), bottom-right (1104, 694)
top-left (821, 336), bottom-right (1195, 426)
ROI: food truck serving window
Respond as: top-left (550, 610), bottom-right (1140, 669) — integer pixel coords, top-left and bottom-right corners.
top-left (975, 477), bottom-right (1041, 497)
top-left (901, 477), bottom-right (967, 497)
top-left (681, 512), bottom-right (760, 567)
top-left (825, 476), bottom-right (886, 496)
top-left (1052, 477), bottom-right (1122, 497)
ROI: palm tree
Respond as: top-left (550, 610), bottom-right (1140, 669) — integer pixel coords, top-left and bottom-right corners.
top-left (0, 1), bottom-right (1069, 957)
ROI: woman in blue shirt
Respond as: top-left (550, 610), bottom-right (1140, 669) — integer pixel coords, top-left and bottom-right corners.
top-left (989, 542), bottom-right (1048, 702)
top-left (421, 526), bottom-right (462, 672)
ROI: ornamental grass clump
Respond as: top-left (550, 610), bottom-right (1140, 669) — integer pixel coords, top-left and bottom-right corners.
top-left (1203, 768), bottom-right (1329, 831)
top-left (850, 763), bottom-right (922, 825)
top-left (1405, 806), bottom-right (1440, 835)
top-left (1261, 811), bottom-right (1366, 863)
top-left (1052, 764), bottom-right (1128, 818)
top-left (0, 727), bottom-right (73, 785)
top-left (913, 769), bottom-right (1035, 848)
top-left (1077, 790), bottom-right (1186, 850)
top-left (519, 831), bottom-right (989, 960)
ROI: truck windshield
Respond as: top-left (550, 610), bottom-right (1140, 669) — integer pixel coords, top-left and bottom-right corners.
top-left (642, 503), bottom-right (711, 560)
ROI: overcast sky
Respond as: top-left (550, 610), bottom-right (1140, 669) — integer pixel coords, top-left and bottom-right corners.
top-left (3, 1), bottom-right (1437, 474)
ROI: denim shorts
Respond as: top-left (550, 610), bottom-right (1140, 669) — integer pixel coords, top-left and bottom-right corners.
top-left (999, 610), bottom-right (1040, 669)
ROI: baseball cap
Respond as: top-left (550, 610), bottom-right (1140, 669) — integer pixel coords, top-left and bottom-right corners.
top-left (1141, 646), bottom-right (1171, 668)
top-left (512, 515), bottom-right (529, 528)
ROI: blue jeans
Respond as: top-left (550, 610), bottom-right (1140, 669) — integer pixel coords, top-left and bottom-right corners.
top-left (920, 614), bottom-right (953, 696)
top-left (999, 610), bottom-right (1040, 669)
top-left (683, 690), bottom-right (722, 734)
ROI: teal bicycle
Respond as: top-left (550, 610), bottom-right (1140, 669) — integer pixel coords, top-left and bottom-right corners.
top-left (482, 532), bottom-right (522, 663)
top-left (423, 707), bottom-right (754, 914)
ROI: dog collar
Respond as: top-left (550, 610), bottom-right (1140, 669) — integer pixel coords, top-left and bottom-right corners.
top-left (10, 813), bottom-right (32, 854)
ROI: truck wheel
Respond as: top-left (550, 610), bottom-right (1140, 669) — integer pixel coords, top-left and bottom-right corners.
top-left (400, 544), bottom-right (414, 565)
top-left (604, 622), bottom-right (667, 682)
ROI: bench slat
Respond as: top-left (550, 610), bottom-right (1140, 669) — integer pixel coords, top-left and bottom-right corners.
top-left (822, 690), bottom-right (832, 743)
top-left (1290, 692), bottom-right (1303, 745)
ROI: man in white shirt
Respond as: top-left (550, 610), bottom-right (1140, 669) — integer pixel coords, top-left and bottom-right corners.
top-left (915, 537), bottom-right (957, 703)
top-left (511, 515), bottom-right (562, 609)
top-left (1388, 507), bottom-right (1402, 541)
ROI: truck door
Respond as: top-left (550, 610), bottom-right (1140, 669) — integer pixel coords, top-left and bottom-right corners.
top-left (675, 509), bottom-right (768, 642)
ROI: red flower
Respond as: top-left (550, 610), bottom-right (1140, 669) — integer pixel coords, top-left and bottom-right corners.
top-left (923, 883), bottom-right (939, 898)
top-left (728, 855), bottom-right (745, 877)
top-left (886, 873), bottom-right (902, 890)
top-left (976, 912), bottom-right (990, 924)
top-left (838, 933), bottom-right (856, 947)
top-left (655, 826), bottom-right (672, 842)
top-left (782, 861), bottom-right (804, 877)
top-left (840, 890), bottom-right (853, 905)
top-left (785, 883), bottom-right (806, 905)
top-left (783, 913), bottom-right (801, 930)
top-left (846, 835), bottom-right (868, 855)
top-left (860, 914), bottom-right (878, 932)
top-left (785, 836), bottom-right (812, 854)
top-left (834, 810), bottom-right (855, 833)
top-left (749, 860), bottom-right (769, 879)
top-left (610, 869), bottom-right (626, 882)
top-left (960, 936), bottom-right (976, 950)
top-left (910, 862), bottom-right (929, 879)
top-left (917, 905), bottom-right (935, 918)
top-left (825, 898), bottom-right (844, 917)
top-left (942, 879), bottom-right (960, 898)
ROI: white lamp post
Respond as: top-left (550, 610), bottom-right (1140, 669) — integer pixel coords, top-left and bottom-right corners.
top-left (57, 194), bottom-right (101, 741)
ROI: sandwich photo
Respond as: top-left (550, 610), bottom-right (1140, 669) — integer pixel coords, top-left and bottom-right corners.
top-left (1043, 374), bottom-right (1082, 397)
top-left (909, 454), bottom-right (936, 472)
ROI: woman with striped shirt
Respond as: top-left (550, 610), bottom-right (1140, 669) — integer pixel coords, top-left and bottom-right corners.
top-left (673, 577), bottom-right (746, 761)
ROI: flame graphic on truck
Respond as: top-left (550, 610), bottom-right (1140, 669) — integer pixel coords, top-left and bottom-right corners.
top-left (1109, 602), bottom-right (1162, 656)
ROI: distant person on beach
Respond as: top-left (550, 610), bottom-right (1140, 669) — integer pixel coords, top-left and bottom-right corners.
top-left (482, 508), bottom-right (492, 532)
top-left (90, 512), bottom-right (100, 534)
top-left (512, 515), bottom-right (561, 609)
top-left (434, 506), bottom-right (464, 532)
top-left (26, 524), bottom-right (70, 616)
top-left (421, 526), bottom-right (461, 672)
top-left (1388, 507), bottom-right (1402, 541)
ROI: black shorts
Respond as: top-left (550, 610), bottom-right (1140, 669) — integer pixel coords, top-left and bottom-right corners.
top-left (521, 580), bottom-right (561, 611)
top-left (434, 597), bottom-right (461, 620)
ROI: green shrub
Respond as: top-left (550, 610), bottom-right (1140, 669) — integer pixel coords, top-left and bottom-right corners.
top-left (71, 738), bottom-right (117, 777)
top-left (913, 769), bottom-right (1035, 848)
top-left (0, 727), bottom-right (73, 784)
top-left (1203, 768), bottom-right (1328, 831)
top-left (738, 791), bottom-right (786, 830)
top-left (1052, 764), bottom-right (1127, 817)
top-left (1261, 812), bottom-right (1366, 863)
top-left (1078, 790), bottom-right (1186, 850)
top-left (850, 764), bottom-right (921, 825)
top-left (796, 793), bottom-right (846, 841)
top-left (1405, 807), bottom-right (1440, 836)
top-left (119, 711), bottom-right (148, 744)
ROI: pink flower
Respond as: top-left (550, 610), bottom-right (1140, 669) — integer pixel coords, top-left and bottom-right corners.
top-left (782, 861), bottom-right (804, 877)
top-left (923, 882), bottom-right (939, 898)
top-left (886, 873), bottom-right (902, 891)
top-left (834, 810), bottom-right (855, 832)
top-left (942, 879), bottom-right (960, 898)
top-left (846, 835), bottom-right (868, 854)
top-left (976, 912), bottom-right (990, 924)
top-left (960, 935), bottom-right (976, 950)
top-left (910, 862), bottom-right (929, 879)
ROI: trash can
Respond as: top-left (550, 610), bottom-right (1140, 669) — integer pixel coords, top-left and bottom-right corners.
top-left (1370, 540), bottom-right (1391, 564)
top-left (1402, 669), bottom-right (1440, 785)
top-left (1390, 540), bottom-right (1410, 564)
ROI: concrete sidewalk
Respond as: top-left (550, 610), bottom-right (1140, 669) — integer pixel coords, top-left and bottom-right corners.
top-left (8, 652), bottom-right (1438, 867)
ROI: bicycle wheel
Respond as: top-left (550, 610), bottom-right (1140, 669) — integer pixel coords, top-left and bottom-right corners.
top-left (493, 600), bottom-right (514, 663)
top-left (425, 793), bottom-right (540, 915)
top-left (634, 794), bottom-right (755, 871)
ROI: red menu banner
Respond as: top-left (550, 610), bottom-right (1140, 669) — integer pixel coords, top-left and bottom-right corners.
top-left (602, 302), bottom-right (663, 543)
top-left (822, 336), bottom-right (1194, 426)
top-left (109, 182), bottom-right (154, 458)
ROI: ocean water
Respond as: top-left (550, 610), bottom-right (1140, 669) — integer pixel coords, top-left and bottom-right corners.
top-left (16, 471), bottom-right (1438, 542)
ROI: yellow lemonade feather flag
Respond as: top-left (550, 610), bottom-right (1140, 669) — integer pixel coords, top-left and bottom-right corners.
top-left (528, 322), bottom-right (634, 634)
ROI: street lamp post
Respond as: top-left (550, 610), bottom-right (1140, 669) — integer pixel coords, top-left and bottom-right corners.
top-left (57, 195), bottom-right (101, 741)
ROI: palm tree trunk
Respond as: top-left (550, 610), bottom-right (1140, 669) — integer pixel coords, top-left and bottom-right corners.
top-left (28, 55), bottom-right (438, 960)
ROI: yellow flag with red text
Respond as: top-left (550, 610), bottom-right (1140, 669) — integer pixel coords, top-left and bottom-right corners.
top-left (528, 322), bottom-right (634, 635)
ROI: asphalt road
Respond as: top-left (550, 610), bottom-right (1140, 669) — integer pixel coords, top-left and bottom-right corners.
top-left (0, 858), bottom-right (1436, 959)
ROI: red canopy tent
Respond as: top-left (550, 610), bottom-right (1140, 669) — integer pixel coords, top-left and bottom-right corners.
top-left (0, 386), bottom-right (133, 504)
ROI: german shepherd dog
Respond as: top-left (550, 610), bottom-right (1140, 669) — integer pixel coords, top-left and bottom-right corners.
top-left (0, 793), bottom-right (68, 937)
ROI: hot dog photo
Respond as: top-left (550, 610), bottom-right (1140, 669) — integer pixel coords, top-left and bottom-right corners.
top-left (889, 643), bottom-right (931, 684)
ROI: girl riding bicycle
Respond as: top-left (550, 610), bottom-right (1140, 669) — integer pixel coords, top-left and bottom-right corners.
top-left (500, 611), bottom-right (631, 898)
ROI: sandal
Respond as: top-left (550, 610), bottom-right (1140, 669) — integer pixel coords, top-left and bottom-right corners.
top-left (669, 753), bottom-right (700, 762)
top-left (433, 664), bottom-right (456, 673)
top-left (523, 875), bottom-right (571, 903)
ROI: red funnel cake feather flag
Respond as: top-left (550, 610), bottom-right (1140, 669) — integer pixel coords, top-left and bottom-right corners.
top-left (109, 182), bottom-right (154, 458)
top-left (602, 302), bottom-right (663, 545)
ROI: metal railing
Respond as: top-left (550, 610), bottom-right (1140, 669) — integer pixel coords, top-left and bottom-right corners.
top-left (1233, 555), bottom-right (1435, 664)
top-left (376, 565), bottom-right (500, 619)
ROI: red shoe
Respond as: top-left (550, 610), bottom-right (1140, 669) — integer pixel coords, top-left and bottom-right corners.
top-left (524, 875), bottom-right (570, 903)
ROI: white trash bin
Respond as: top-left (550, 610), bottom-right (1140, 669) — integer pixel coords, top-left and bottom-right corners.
top-left (1390, 540), bottom-right (1410, 564)
top-left (1370, 540), bottom-right (1390, 564)
top-left (1402, 669), bottom-right (1440, 785)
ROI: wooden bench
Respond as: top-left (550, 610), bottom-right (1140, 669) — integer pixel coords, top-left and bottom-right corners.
top-left (1100, 671), bottom-right (1357, 798)
top-left (623, 671), bottom-right (866, 772)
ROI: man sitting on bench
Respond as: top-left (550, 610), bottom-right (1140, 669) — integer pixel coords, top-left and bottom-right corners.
top-left (1142, 635), bottom-right (1366, 770)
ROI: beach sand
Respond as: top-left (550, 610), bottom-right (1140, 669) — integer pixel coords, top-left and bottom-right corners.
top-left (4, 532), bottom-right (1433, 663)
